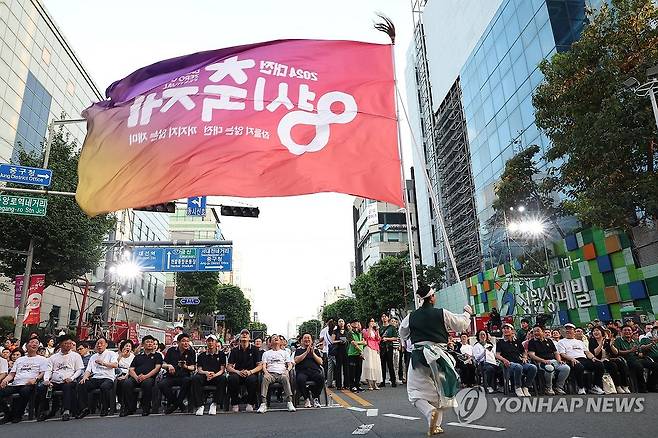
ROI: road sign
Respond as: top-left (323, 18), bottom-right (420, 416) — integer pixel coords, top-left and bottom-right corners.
top-left (0, 195), bottom-right (47, 216)
top-left (133, 247), bottom-right (165, 272)
top-left (187, 196), bottom-right (207, 216)
top-left (179, 296), bottom-right (200, 306)
top-left (198, 246), bottom-right (232, 271)
top-left (165, 247), bottom-right (198, 272)
top-left (215, 314), bottom-right (225, 321)
top-left (0, 164), bottom-right (52, 187)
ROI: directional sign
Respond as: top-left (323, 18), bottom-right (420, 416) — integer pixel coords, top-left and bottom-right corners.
top-left (133, 247), bottom-right (165, 272)
top-left (0, 195), bottom-right (47, 216)
top-left (187, 196), bottom-right (207, 216)
top-left (179, 296), bottom-right (200, 306)
top-left (0, 164), bottom-right (52, 187)
top-left (165, 247), bottom-right (198, 272)
top-left (198, 246), bottom-right (232, 271)
top-left (215, 314), bottom-right (225, 321)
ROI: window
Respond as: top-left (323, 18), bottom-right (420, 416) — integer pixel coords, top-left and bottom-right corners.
top-left (68, 309), bottom-right (78, 327)
top-left (50, 305), bottom-right (61, 325)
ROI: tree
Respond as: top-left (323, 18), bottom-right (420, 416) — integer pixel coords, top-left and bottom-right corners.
top-left (248, 321), bottom-right (267, 333)
top-left (297, 319), bottom-right (322, 339)
top-left (215, 284), bottom-right (251, 334)
top-left (351, 255), bottom-right (410, 321)
top-left (321, 298), bottom-right (358, 323)
top-left (533, 0), bottom-right (658, 229)
top-left (0, 131), bottom-right (115, 286)
top-left (175, 271), bottom-right (220, 323)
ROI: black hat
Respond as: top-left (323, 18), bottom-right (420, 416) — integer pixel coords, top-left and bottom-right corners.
top-left (141, 335), bottom-right (157, 343)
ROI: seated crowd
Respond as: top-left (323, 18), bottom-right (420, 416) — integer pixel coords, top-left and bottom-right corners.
top-left (449, 318), bottom-right (658, 396)
top-left (0, 328), bottom-right (328, 424)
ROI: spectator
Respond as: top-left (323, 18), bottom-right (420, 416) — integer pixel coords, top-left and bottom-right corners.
top-left (294, 333), bottom-right (324, 408)
top-left (517, 319), bottom-right (531, 342)
top-left (0, 349), bottom-right (9, 363)
top-left (614, 325), bottom-right (657, 393)
top-left (37, 334), bottom-right (83, 421)
top-left (551, 329), bottom-right (562, 344)
top-left (390, 317), bottom-right (402, 382)
top-left (347, 320), bottom-right (365, 393)
top-left (575, 327), bottom-right (589, 345)
top-left (457, 333), bottom-right (476, 387)
top-left (44, 337), bottom-right (56, 358)
top-left (76, 337), bottom-right (119, 418)
top-left (0, 338), bottom-right (48, 423)
top-left (257, 334), bottom-right (295, 413)
top-left (495, 323), bottom-right (536, 397)
top-left (121, 335), bottom-right (162, 416)
top-left (319, 319), bottom-right (335, 388)
top-left (557, 323), bottom-right (605, 395)
top-left (472, 330), bottom-right (499, 393)
top-left (227, 329), bottom-right (261, 412)
top-left (191, 335), bottom-right (226, 416)
top-left (528, 326), bottom-right (570, 395)
top-left (589, 326), bottom-right (631, 393)
top-left (0, 352), bottom-right (7, 383)
top-left (159, 332), bottom-right (196, 414)
top-left (76, 342), bottom-right (92, 369)
top-left (331, 319), bottom-right (350, 390)
top-left (639, 324), bottom-right (654, 341)
top-left (639, 331), bottom-right (658, 361)
top-left (362, 318), bottom-right (382, 390)
top-left (545, 328), bottom-right (556, 346)
top-left (116, 339), bottom-right (135, 412)
top-left (378, 313), bottom-right (398, 388)
top-left (8, 349), bottom-right (22, 369)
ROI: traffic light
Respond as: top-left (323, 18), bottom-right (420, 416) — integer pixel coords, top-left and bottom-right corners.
top-left (220, 205), bottom-right (259, 218)
top-left (134, 202), bottom-right (176, 213)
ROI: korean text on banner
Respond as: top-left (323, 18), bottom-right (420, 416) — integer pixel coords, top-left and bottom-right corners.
top-left (22, 274), bottom-right (45, 325)
top-left (76, 39), bottom-right (402, 216)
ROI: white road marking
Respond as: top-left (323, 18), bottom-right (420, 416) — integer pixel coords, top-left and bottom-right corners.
top-left (352, 424), bottom-right (374, 435)
top-left (446, 422), bottom-right (506, 431)
top-left (383, 413), bottom-right (421, 420)
top-left (366, 409), bottom-right (379, 416)
top-left (347, 407), bottom-right (368, 412)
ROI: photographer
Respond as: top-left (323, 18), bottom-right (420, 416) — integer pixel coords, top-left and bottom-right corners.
top-left (158, 333), bottom-right (196, 414)
top-left (331, 319), bottom-right (350, 390)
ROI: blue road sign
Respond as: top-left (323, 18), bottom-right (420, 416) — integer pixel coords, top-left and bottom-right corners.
top-left (133, 247), bottom-right (165, 272)
top-left (179, 296), bottom-right (200, 306)
top-left (165, 247), bottom-right (198, 272)
top-left (198, 246), bottom-right (232, 272)
top-left (187, 196), bottom-right (207, 216)
top-left (0, 164), bottom-right (52, 187)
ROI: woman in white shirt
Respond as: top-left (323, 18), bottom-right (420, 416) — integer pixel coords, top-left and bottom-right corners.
top-left (116, 339), bottom-right (135, 411)
top-left (472, 330), bottom-right (500, 393)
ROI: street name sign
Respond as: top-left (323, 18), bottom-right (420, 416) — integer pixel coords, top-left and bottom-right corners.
top-left (0, 195), bottom-right (47, 216)
top-left (133, 245), bottom-right (232, 272)
top-left (179, 296), bottom-right (200, 306)
top-left (0, 164), bottom-right (52, 186)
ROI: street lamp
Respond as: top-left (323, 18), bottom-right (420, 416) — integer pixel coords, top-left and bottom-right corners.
top-left (624, 65), bottom-right (658, 132)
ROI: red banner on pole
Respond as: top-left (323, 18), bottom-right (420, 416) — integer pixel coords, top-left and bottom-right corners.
top-left (22, 274), bottom-right (45, 325)
top-left (14, 275), bottom-right (23, 309)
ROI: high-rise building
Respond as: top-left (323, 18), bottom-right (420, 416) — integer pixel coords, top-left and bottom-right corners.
top-left (408, 0), bottom-right (604, 285)
top-left (353, 180), bottom-right (420, 277)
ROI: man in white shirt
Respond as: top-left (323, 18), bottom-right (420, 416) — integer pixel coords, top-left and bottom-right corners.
top-left (37, 334), bottom-right (84, 421)
top-left (0, 355), bottom-right (7, 382)
top-left (0, 338), bottom-right (48, 423)
top-left (76, 337), bottom-right (119, 418)
top-left (319, 319), bottom-right (335, 388)
top-left (557, 323), bottom-right (605, 395)
top-left (256, 334), bottom-right (295, 413)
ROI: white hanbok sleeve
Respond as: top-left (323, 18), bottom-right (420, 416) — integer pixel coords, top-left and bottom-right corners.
top-left (399, 314), bottom-right (411, 342)
top-left (442, 309), bottom-right (471, 333)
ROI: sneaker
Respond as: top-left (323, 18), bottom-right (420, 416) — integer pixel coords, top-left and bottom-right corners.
top-left (515, 388), bottom-right (525, 397)
top-left (231, 405), bottom-right (240, 413)
top-left (208, 403), bottom-right (217, 415)
top-left (622, 386), bottom-right (631, 394)
top-left (304, 399), bottom-right (312, 408)
top-left (76, 408), bottom-right (90, 419)
top-left (545, 388), bottom-right (555, 396)
top-left (577, 387), bottom-right (586, 395)
top-left (256, 404), bottom-right (267, 414)
top-left (555, 386), bottom-right (567, 395)
top-left (195, 406), bottom-right (204, 416)
top-left (378, 382), bottom-right (385, 388)
top-left (590, 386), bottom-right (605, 395)
top-left (287, 401), bottom-right (296, 412)
top-left (245, 404), bottom-right (254, 412)
top-left (313, 398), bottom-right (322, 408)
top-left (522, 387), bottom-right (531, 397)
top-left (61, 410), bottom-right (71, 421)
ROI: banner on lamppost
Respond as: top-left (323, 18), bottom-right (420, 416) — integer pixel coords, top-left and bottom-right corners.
top-left (16, 274), bottom-right (46, 325)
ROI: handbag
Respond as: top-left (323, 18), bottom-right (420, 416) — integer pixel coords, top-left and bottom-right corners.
top-left (602, 373), bottom-right (616, 394)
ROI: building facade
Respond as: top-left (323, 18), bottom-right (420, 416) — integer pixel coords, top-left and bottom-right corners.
top-left (408, 0), bottom-right (605, 285)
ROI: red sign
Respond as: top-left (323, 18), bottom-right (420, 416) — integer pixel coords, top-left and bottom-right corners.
top-left (21, 274), bottom-right (45, 325)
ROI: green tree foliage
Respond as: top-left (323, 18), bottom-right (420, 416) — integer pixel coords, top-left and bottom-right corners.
top-left (176, 271), bottom-right (221, 318)
top-left (248, 321), bottom-right (268, 333)
top-left (321, 298), bottom-right (358, 323)
top-left (533, 0), bottom-right (658, 229)
top-left (0, 131), bottom-right (115, 286)
top-left (297, 319), bottom-right (322, 339)
top-left (215, 284), bottom-right (251, 334)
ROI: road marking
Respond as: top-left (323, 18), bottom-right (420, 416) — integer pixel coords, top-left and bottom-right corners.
top-left (383, 413), bottom-right (420, 420)
top-left (340, 389), bottom-right (374, 406)
top-left (366, 409), bottom-right (378, 416)
top-left (348, 407), bottom-right (368, 412)
top-left (446, 422), bottom-right (506, 432)
top-left (327, 388), bottom-right (351, 407)
top-left (352, 424), bottom-right (374, 435)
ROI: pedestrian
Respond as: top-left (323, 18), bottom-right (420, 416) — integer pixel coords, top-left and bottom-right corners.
top-left (331, 319), bottom-right (350, 390)
top-left (347, 320), bottom-right (365, 392)
top-left (362, 318), bottom-right (382, 390)
top-left (319, 319), bottom-right (336, 388)
top-left (378, 313), bottom-right (398, 387)
top-left (399, 286), bottom-right (473, 436)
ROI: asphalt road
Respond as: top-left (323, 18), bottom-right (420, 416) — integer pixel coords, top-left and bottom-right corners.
top-left (2, 386), bottom-right (656, 437)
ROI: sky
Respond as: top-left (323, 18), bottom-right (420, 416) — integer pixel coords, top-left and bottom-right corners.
top-left (43, 0), bottom-right (417, 337)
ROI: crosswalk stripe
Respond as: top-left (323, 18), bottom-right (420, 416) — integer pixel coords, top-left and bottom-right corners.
top-left (340, 389), bottom-right (374, 407)
top-left (326, 388), bottom-right (351, 407)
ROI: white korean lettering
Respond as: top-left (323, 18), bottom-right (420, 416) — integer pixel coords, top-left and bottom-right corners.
top-left (160, 86), bottom-right (198, 112)
top-left (202, 85), bottom-right (247, 121)
top-left (266, 83), bottom-right (293, 112)
top-left (254, 77), bottom-right (266, 111)
top-left (206, 56), bottom-right (255, 84)
top-left (298, 84), bottom-right (315, 111)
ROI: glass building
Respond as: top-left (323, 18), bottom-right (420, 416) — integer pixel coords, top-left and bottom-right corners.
top-left (409, 0), bottom-right (605, 284)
